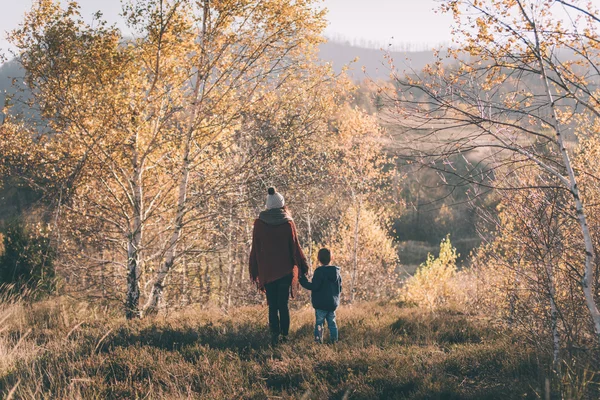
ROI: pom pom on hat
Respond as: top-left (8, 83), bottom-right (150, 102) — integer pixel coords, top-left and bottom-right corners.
top-left (266, 187), bottom-right (285, 209)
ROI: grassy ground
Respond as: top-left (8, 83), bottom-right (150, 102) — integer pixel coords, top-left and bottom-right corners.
top-left (0, 298), bottom-right (549, 399)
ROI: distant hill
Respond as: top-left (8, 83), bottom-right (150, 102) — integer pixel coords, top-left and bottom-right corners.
top-left (0, 59), bottom-right (20, 92)
top-left (0, 59), bottom-right (27, 120)
top-left (318, 40), bottom-right (436, 81)
top-left (0, 40), bottom-right (435, 119)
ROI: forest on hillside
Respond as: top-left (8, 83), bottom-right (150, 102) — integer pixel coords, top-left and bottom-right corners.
top-left (1, 0), bottom-right (600, 398)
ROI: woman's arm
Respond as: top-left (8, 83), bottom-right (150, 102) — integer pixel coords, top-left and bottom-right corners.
top-left (289, 221), bottom-right (309, 276)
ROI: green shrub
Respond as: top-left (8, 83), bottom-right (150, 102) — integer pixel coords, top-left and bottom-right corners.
top-left (0, 220), bottom-right (55, 299)
top-left (402, 235), bottom-right (459, 311)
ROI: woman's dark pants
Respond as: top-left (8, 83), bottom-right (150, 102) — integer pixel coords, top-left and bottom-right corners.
top-left (264, 274), bottom-right (292, 339)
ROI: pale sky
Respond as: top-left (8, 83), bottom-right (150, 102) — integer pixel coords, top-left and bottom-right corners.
top-left (2, 0), bottom-right (600, 58)
top-left (323, 0), bottom-right (453, 49)
top-left (0, 0), bottom-right (454, 57)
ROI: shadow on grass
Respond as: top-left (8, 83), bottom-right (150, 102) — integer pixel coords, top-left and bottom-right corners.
top-left (106, 320), bottom-right (272, 355)
top-left (390, 314), bottom-right (496, 345)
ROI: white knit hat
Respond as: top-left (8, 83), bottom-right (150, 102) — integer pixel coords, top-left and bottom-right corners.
top-left (266, 187), bottom-right (285, 209)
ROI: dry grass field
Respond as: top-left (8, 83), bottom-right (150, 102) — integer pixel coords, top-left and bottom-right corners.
top-left (0, 297), bottom-right (551, 399)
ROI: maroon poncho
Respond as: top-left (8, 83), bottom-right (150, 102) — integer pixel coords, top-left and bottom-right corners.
top-left (249, 209), bottom-right (309, 296)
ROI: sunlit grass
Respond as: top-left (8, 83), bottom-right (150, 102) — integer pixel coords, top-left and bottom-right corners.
top-left (0, 297), bottom-right (554, 399)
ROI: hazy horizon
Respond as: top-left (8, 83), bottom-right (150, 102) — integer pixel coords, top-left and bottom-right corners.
top-left (2, 0), bottom-right (600, 60)
top-left (0, 0), bottom-right (454, 58)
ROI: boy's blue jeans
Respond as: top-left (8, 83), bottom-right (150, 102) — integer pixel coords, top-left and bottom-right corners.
top-left (315, 309), bottom-right (338, 343)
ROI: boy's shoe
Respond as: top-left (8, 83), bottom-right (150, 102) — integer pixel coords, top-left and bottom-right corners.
top-left (315, 325), bottom-right (324, 344)
top-left (279, 335), bottom-right (289, 344)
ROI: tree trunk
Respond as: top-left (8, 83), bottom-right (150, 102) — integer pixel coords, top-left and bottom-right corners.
top-left (306, 205), bottom-right (313, 268)
top-left (227, 245), bottom-right (237, 308)
top-left (181, 254), bottom-right (188, 306)
top-left (507, 264), bottom-right (520, 329)
top-left (101, 249), bottom-right (107, 299)
top-left (350, 197), bottom-right (361, 304)
top-left (203, 256), bottom-right (211, 304)
top-left (218, 254), bottom-right (224, 308)
top-left (544, 261), bottom-right (561, 374)
top-left (125, 238), bottom-right (141, 319)
top-left (125, 152), bottom-right (143, 319)
top-left (532, 27), bottom-right (600, 340)
top-left (241, 202), bottom-right (251, 283)
top-left (198, 257), bottom-right (204, 304)
top-left (226, 203), bottom-right (235, 309)
top-left (143, 154), bottom-right (189, 314)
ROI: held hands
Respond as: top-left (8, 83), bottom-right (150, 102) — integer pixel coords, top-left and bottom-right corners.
top-left (299, 273), bottom-right (311, 290)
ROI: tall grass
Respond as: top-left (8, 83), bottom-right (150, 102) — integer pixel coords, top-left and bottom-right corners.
top-left (0, 297), bottom-right (575, 399)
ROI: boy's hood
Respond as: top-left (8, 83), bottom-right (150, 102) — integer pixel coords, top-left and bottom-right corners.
top-left (320, 265), bottom-right (341, 281)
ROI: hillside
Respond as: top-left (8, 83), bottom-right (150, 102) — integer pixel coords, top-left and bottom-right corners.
top-left (319, 41), bottom-right (435, 81)
top-left (0, 40), bottom-right (433, 115)
top-left (0, 298), bottom-right (549, 399)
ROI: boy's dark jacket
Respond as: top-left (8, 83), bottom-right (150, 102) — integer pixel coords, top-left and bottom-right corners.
top-left (299, 265), bottom-right (342, 312)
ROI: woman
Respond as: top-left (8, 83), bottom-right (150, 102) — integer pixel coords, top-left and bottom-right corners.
top-left (249, 187), bottom-right (309, 345)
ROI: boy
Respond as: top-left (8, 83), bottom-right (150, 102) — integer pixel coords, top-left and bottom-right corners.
top-left (299, 248), bottom-right (342, 343)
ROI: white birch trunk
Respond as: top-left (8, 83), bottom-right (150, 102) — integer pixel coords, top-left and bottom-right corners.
top-left (226, 203), bottom-right (235, 309)
top-left (544, 261), bottom-right (561, 372)
top-left (143, 152), bottom-right (189, 314)
top-left (350, 196), bottom-right (361, 304)
top-left (306, 205), bottom-right (312, 268)
top-left (227, 246), bottom-right (237, 309)
top-left (181, 255), bottom-right (188, 306)
top-left (198, 258), bottom-right (205, 303)
top-left (125, 146), bottom-right (143, 319)
top-left (241, 204), bottom-right (250, 283)
top-left (218, 254), bottom-right (224, 308)
top-left (203, 255), bottom-right (211, 304)
top-left (532, 30), bottom-right (600, 339)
